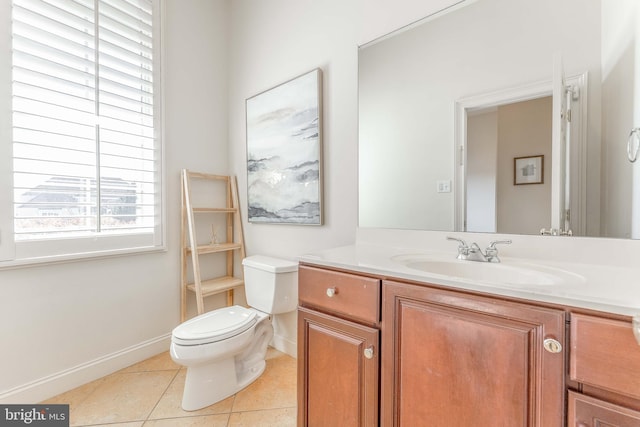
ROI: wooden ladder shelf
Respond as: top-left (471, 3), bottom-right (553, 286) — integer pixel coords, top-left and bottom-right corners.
top-left (180, 170), bottom-right (246, 322)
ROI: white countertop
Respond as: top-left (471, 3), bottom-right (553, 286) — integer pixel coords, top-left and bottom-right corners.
top-left (299, 243), bottom-right (640, 317)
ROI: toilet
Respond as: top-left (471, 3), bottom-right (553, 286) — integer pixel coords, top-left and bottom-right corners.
top-left (170, 255), bottom-right (298, 411)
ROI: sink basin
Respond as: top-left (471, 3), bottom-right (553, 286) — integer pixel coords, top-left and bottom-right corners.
top-left (391, 255), bottom-right (584, 287)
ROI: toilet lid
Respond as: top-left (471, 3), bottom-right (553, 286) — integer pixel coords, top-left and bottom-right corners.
top-left (172, 306), bottom-right (258, 346)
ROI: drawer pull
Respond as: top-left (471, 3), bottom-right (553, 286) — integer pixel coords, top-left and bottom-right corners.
top-left (543, 338), bottom-right (563, 353)
top-left (363, 345), bottom-right (375, 359)
top-left (633, 315), bottom-right (640, 345)
top-left (326, 287), bottom-right (338, 297)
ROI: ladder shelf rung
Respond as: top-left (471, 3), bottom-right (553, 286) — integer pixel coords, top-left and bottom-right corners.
top-left (186, 171), bottom-right (230, 181)
top-left (187, 277), bottom-right (244, 297)
top-left (192, 207), bottom-right (237, 213)
top-left (188, 242), bottom-right (243, 255)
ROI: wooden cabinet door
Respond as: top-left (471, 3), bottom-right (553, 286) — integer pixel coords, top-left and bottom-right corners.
top-left (568, 391), bottom-right (640, 427)
top-left (297, 307), bottom-right (379, 427)
top-left (381, 280), bottom-right (565, 427)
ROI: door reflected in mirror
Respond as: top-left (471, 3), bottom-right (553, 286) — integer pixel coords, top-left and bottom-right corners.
top-left (358, 0), bottom-right (640, 239)
top-left (466, 97), bottom-right (551, 235)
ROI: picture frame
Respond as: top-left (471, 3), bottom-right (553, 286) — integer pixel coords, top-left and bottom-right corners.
top-left (245, 69), bottom-right (323, 225)
top-left (514, 155), bottom-right (544, 185)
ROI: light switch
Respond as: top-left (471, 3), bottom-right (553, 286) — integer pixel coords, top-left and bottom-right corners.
top-left (437, 180), bottom-right (451, 193)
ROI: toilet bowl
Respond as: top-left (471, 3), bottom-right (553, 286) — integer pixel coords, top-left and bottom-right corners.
top-left (170, 255), bottom-right (298, 411)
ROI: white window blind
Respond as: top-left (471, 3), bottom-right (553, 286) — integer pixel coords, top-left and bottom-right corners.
top-left (11, 0), bottom-right (161, 250)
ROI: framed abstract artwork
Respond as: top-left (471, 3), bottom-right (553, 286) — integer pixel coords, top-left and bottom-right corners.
top-left (514, 155), bottom-right (544, 185)
top-left (246, 69), bottom-right (323, 225)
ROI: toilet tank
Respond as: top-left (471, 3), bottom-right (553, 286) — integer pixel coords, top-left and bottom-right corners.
top-left (242, 255), bottom-right (298, 314)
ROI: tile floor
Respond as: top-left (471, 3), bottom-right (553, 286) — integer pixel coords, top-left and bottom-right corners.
top-left (42, 348), bottom-right (297, 426)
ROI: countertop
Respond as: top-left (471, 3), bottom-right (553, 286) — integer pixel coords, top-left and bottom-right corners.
top-left (299, 243), bottom-right (640, 317)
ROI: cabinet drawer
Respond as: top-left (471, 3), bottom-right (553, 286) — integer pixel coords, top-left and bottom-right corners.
top-left (570, 314), bottom-right (640, 400)
top-left (298, 265), bottom-right (380, 325)
top-left (568, 391), bottom-right (640, 427)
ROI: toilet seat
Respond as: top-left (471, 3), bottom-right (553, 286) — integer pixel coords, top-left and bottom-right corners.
top-left (172, 305), bottom-right (258, 346)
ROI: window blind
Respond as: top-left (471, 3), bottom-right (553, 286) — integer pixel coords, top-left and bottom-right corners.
top-left (12, 0), bottom-right (158, 241)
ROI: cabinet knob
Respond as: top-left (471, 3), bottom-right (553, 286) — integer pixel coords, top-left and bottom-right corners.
top-left (363, 345), bottom-right (375, 359)
top-left (633, 314), bottom-right (640, 345)
top-left (326, 287), bottom-right (338, 297)
top-left (543, 338), bottom-right (563, 354)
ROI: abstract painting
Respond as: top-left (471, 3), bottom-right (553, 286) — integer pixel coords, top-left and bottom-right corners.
top-left (246, 69), bottom-right (323, 224)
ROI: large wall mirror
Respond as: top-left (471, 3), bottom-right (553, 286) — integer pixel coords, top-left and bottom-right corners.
top-left (359, 0), bottom-right (640, 239)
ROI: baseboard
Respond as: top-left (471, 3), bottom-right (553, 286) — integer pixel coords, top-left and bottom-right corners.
top-left (0, 333), bottom-right (172, 404)
top-left (271, 333), bottom-right (297, 358)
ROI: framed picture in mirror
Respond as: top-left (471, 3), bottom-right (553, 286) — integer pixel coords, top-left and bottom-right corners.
top-left (514, 155), bottom-right (543, 185)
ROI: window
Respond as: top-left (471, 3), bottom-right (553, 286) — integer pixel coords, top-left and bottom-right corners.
top-left (2, 0), bottom-right (163, 263)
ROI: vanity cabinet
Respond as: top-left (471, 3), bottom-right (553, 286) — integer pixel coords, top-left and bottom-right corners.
top-left (567, 313), bottom-right (640, 426)
top-left (381, 279), bottom-right (565, 427)
top-left (298, 262), bottom-right (640, 427)
top-left (297, 265), bottom-right (381, 427)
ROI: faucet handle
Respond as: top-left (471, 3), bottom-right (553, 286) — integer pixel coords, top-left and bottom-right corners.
top-left (446, 236), bottom-right (468, 248)
top-left (487, 239), bottom-right (512, 250)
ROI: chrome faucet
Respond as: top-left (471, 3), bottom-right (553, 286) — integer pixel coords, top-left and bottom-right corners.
top-left (447, 237), bottom-right (512, 263)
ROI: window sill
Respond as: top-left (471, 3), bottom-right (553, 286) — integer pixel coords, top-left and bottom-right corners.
top-left (0, 244), bottom-right (168, 271)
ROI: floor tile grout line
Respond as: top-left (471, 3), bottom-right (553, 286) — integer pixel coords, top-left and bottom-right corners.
top-left (139, 411), bottom-right (232, 424)
top-left (226, 394), bottom-right (238, 427)
top-left (143, 368), bottom-right (182, 423)
top-left (228, 392), bottom-right (237, 414)
top-left (119, 368), bottom-right (182, 374)
top-left (231, 405), bottom-right (297, 414)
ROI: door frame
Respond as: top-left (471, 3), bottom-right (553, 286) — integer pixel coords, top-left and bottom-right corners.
top-left (454, 73), bottom-right (588, 235)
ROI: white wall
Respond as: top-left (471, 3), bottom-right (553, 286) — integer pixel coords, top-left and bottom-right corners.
top-left (0, 0), bottom-right (231, 403)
